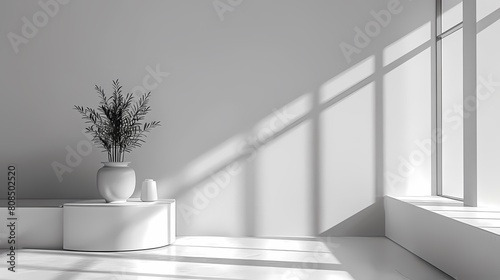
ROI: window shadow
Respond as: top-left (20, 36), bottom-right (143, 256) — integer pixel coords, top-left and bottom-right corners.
top-left (477, 7), bottom-right (500, 33)
top-left (163, 16), bottom-right (440, 239)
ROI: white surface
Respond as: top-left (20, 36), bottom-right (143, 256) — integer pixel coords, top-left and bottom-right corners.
top-left (477, 1), bottom-right (500, 207)
top-left (0, 199), bottom-right (79, 250)
top-left (383, 48), bottom-right (433, 196)
top-left (385, 196), bottom-right (500, 279)
top-left (0, 236), bottom-right (452, 280)
top-left (63, 199), bottom-right (176, 251)
top-left (320, 83), bottom-right (377, 233)
top-left (0, 199), bottom-right (78, 207)
top-left (477, 0), bottom-right (500, 21)
top-left (0, 207), bottom-right (63, 250)
top-left (255, 120), bottom-right (313, 236)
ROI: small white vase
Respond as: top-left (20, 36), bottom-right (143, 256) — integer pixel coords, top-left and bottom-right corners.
top-left (141, 179), bottom-right (158, 202)
top-left (97, 162), bottom-right (136, 203)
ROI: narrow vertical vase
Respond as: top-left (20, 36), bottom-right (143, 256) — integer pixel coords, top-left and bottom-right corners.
top-left (97, 162), bottom-right (136, 203)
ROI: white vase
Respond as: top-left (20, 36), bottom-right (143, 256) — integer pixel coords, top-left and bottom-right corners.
top-left (97, 162), bottom-right (136, 203)
top-left (141, 179), bottom-right (158, 202)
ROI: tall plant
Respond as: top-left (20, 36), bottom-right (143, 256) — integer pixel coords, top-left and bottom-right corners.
top-left (75, 79), bottom-right (160, 162)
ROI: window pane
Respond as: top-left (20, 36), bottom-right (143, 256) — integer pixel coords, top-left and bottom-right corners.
top-left (441, 0), bottom-right (462, 33)
top-left (441, 29), bottom-right (463, 199)
top-left (477, 0), bottom-right (500, 22)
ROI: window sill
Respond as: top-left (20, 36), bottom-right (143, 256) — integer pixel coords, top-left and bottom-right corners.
top-left (388, 195), bottom-right (500, 236)
top-left (385, 195), bottom-right (500, 279)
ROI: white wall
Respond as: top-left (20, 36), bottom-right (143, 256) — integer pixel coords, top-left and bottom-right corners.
top-left (477, 0), bottom-right (500, 207)
top-left (382, 0), bottom-right (435, 198)
top-left (384, 47), bottom-right (433, 197)
top-left (0, 0), bottom-right (434, 236)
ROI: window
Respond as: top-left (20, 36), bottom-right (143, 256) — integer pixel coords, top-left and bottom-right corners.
top-left (437, 0), bottom-right (464, 200)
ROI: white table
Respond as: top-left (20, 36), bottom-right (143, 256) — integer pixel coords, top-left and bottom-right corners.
top-left (63, 199), bottom-right (175, 251)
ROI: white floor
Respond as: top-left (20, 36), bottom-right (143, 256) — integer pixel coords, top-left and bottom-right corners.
top-left (0, 236), bottom-right (452, 280)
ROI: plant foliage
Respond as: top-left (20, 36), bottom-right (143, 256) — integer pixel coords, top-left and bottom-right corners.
top-left (74, 79), bottom-right (160, 162)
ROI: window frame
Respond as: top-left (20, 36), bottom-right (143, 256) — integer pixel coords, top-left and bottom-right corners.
top-left (435, 0), bottom-right (464, 201)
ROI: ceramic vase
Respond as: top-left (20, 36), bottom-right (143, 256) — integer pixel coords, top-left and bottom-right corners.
top-left (97, 162), bottom-right (136, 203)
top-left (141, 179), bottom-right (158, 202)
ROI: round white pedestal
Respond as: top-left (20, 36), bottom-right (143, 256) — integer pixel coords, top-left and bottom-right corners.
top-left (63, 199), bottom-right (175, 251)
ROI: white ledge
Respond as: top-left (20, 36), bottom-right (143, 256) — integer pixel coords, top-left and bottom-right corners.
top-left (391, 196), bottom-right (500, 236)
top-left (0, 199), bottom-right (81, 207)
top-left (0, 198), bottom-right (175, 250)
top-left (385, 195), bottom-right (500, 279)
